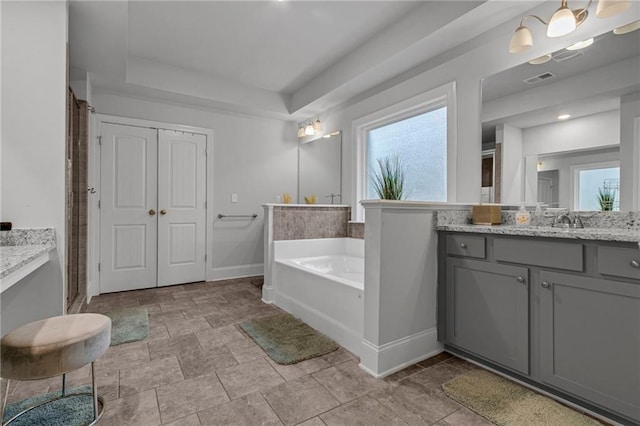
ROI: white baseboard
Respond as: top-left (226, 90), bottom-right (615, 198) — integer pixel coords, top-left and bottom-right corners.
top-left (206, 264), bottom-right (264, 282)
top-left (262, 285), bottom-right (273, 304)
top-left (359, 328), bottom-right (443, 378)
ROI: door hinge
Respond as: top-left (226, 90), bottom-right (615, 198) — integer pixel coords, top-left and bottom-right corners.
top-left (98, 200), bottom-right (101, 209)
top-left (97, 135), bottom-right (102, 146)
top-left (204, 200), bottom-right (207, 209)
top-left (98, 262), bottom-right (101, 272)
top-left (205, 253), bottom-right (207, 262)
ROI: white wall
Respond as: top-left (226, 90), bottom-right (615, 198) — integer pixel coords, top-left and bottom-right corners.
top-left (619, 92), bottom-right (640, 210)
top-left (500, 124), bottom-right (524, 205)
top-left (1, 1), bottom-right (68, 333)
top-left (92, 92), bottom-right (298, 281)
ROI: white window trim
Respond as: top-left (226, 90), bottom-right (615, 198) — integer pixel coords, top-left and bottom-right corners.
top-left (352, 82), bottom-right (457, 220)
top-left (571, 160), bottom-right (620, 211)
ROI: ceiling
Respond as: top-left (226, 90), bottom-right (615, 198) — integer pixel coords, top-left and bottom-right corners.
top-left (482, 27), bottom-right (640, 141)
top-left (69, 0), bottom-right (540, 121)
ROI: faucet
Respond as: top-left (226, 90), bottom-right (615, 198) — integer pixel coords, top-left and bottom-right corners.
top-left (553, 212), bottom-right (583, 229)
top-left (325, 193), bottom-right (341, 205)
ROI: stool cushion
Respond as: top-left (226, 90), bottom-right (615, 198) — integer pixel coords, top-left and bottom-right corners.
top-left (1, 314), bottom-right (111, 380)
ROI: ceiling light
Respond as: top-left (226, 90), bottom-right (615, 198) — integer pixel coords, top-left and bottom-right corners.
top-left (304, 123), bottom-right (314, 136)
top-left (566, 38), bottom-right (594, 50)
top-left (558, 114), bottom-right (571, 120)
top-left (613, 20), bottom-right (640, 34)
top-left (509, 0), bottom-right (629, 53)
top-left (596, 0), bottom-right (630, 18)
top-left (297, 126), bottom-right (305, 138)
top-left (529, 54), bottom-right (552, 64)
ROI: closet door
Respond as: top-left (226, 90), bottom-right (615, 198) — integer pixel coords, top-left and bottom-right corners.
top-left (100, 123), bottom-right (158, 293)
top-left (157, 130), bottom-right (207, 286)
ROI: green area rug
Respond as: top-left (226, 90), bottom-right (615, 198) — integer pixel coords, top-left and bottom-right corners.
top-left (442, 369), bottom-right (603, 426)
top-left (105, 307), bottom-right (149, 346)
top-left (240, 313), bottom-right (338, 365)
top-left (2, 386), bottom-right (96, 426)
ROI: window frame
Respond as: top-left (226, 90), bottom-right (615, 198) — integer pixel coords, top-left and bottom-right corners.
top-left (571, 160), bottom-right (621, 211)
top-left (352, 82), bottom-right (457, 220)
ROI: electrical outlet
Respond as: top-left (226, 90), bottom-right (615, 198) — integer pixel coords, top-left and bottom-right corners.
top-left (231, 193), bottom-right (238, 203)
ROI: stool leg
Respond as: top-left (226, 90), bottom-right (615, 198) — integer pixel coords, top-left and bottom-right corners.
top-left (61, 373), bottom-right (66, 397)
top-left (1, 379), bottom-right (9, 424)
top-left (91, 362), bottom-right (98, 420)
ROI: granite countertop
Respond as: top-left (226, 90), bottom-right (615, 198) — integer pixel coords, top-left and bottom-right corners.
top-left (436, 224), bottom-right (640, 244)
top-left (0, 244), bottom-right (55, 279)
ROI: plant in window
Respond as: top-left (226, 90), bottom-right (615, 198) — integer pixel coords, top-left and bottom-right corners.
top-left (597, 187), bottom-right (615, 211)
top-left (371, 155), bottom-right (405, 200)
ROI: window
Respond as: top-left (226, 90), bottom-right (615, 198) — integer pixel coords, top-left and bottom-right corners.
top-left (366, 107), bottom-right (447, 201)
top-left (354, 82), bottom-right (456, 220)
top-left (574, 163), bottom-right (620, 211)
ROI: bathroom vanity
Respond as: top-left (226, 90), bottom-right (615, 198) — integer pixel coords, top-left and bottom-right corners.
top-left (437, 225), bottom-right (640, 425)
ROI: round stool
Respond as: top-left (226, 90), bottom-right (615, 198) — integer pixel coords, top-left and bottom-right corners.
top-left (0, 314), bottom-right (111, 425)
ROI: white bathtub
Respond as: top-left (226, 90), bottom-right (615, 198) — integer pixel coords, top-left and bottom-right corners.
top-left (272, 238), bottom-right (364, 356)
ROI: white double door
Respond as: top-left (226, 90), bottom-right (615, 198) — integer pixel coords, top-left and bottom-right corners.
top-left (100, 123), bottom-right (207, 293)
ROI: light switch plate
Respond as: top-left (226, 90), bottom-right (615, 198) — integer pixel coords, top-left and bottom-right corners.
top-left (231, 193), bottom-right (238, 203)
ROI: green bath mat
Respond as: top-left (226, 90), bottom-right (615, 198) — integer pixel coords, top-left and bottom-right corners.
top-left (240, 313), bottom-right (338, 364)
top-left (442, 369), bottom-right (603, 426)
top-left (105, 307), bottom-right (149, 346)
top-left (3, 386), bottom-right (97, 426)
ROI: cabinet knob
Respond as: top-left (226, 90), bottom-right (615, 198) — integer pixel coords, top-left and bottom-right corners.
top-left (460, 243), bottom-right (467, 249)
top-left (516, 276), bottom-right (525, 283)
top-left (631, 260), bottom-right (640, 269)
top-left (541, 281), bottom-right (551, 289)
top-left (160, 209), bottom-right (167, 215)
top-left (149, 209), bottom-right (156, 216)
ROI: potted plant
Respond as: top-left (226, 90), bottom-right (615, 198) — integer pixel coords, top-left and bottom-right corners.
top-left (371, 155), bottom-right (405, 200)
top-left (597, 187), bottom-right (615, 211)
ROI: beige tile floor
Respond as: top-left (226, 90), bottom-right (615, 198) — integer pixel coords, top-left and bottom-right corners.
top-left (3, 277), bottom-right (499, 425)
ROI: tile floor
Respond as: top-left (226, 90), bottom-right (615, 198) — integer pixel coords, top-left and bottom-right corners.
top-left (3, 277), bottom-right (499, 425)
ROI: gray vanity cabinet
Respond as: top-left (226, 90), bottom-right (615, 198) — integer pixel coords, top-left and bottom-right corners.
top-left (539, 271), bottom-right (640, 421)
top-left (446, 258), bottom-right (529, 374)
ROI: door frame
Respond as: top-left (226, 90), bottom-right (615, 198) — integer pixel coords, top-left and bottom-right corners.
top-left (89, 114), bottom-right (214, 299)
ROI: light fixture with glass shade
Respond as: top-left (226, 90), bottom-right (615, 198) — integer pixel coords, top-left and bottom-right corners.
top-left (509, 0), bottom-right (630, 53)
top-left (297, 118), bottom-right (324, 138)
top-left (297, 126), bottom-right (305, 138)
top-left (304, 123), bottom-right (315, 136)
top-left (313, 118), bottom-right (323, 134)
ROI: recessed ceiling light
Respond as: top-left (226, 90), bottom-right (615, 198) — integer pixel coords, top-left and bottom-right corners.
top-left (529, 54), bottom-right (552, 65)
top-left (566, 38), bottom-right (594, 51)
top-left (557, 114), bottom-right (571, 120)
top-left (614, 20), bottom-right (640, 35)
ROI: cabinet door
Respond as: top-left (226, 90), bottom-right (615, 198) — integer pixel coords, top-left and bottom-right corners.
top-left (447, 258), bottom-right (529, 374)
top-left (540, 271), bottom-right (640, 422)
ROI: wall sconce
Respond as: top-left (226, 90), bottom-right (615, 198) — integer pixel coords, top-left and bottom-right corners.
top-left (509, 0), bottom-right (630, 53)
top-left (298, 118), bottom-right (323, 138)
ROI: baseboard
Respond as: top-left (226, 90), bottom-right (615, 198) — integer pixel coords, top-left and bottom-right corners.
top-left (359, 328), bottom-right (443, 378)
top-left (206, 264), bottom-right (264, 282)
top-left (261, 285), bottom-right (273, 304)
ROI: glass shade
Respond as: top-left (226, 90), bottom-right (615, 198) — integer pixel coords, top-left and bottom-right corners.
top-left (304, 123), bottom-right (315, 136)
top-left (596, 0), bottom-right (630, 18)
top-left (509, 26), bottom-right (533, 53)
top-left (297, 127), bottom-right (306, 138)
top-left (529, 54), bottom-right (552, 64)
top-left (566, 38), bottom-right (594, 50)
top-left (313, 119), bottom-right (322, 133)
top-left (547, 7), bottom-right (576, 37)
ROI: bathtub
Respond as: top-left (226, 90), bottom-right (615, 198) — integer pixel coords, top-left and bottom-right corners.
top-left (272, 238), bottom-right (364, 356)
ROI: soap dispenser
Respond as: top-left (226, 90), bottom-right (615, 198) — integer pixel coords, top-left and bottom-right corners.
top-left (515, 203), bottom-right (530, 226)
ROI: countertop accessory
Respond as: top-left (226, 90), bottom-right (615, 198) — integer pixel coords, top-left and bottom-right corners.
top-left (472, 205), bottom-right (502, 225)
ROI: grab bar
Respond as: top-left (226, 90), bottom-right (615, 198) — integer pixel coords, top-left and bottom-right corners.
top-left (217, 213), bottom-right (258, 219)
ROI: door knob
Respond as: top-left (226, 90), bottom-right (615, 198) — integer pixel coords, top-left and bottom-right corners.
top-left (631, 260), bottom-right (640, 269)
top-left (516, 276), bottom-right (525, 283)
top-left (160, 209), bottom-right (167, 215)
top-left (541, 281), bottom-right (551, 289)
top-left (149, 209), bottom-right (156, 216)
top-left (460, 243), bottom-right (467, 249)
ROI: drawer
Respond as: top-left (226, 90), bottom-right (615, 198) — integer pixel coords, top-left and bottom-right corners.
top-left (597, 246), bottom-right (640, 280)
top-left (447, 234), bottom-right (485, 258)
top-left (494, 238), bottom-right (583, 271)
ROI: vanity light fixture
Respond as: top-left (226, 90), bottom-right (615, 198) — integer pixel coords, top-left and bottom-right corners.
top-left (566, 37), bottom-right (594, 50)
top-left (297, 126), bottom-right (306, 138)
top-left (558, 114), bottom-right (572, 120)
top-left (304, 122), bottom-right (315, 136)
top-left (313, 118), bottom-right (323, 133)
top-left (297, 118), bottom-right (324, 138)
top-left (509, 0), bottom-right (630, 53)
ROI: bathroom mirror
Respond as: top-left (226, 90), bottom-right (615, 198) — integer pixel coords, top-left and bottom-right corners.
top-left (298, 131), bottom-right (342, 204)
top-left (481, 28), bottom-right (640, 210)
